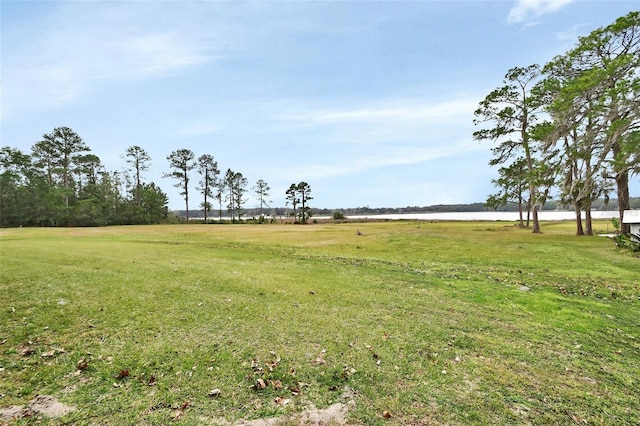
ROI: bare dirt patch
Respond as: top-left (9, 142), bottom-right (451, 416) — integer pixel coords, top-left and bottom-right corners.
top-left (0, 395), bottom-right (76, 421)
top-left (235, 401), bottom-right (353, 426)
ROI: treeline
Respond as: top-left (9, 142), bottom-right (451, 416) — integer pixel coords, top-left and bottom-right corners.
top-left (474, 12), bottom-right (639, 235)
top-left (1, 127), bottom-right (298, 227)
top-left (327, 198), bottom-right (640, 215)
top-left (0, 128), bottom-right (169, 227)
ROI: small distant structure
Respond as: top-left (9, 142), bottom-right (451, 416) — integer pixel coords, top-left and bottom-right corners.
top-left (622, 210), bottom-right (640, 241)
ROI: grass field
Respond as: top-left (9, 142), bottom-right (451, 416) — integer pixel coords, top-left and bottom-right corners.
top-left (1, 221), bottom-right (639, 425)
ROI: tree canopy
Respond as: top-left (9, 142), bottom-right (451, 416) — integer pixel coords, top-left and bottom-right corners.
top-left (477, 11), bottom-right (639, 235)
top-left (1, 129), bottom-right (168, 227)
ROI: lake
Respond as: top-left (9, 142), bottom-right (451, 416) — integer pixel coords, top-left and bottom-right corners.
top-left (191, 211), bottom-right (621, 222)
top-left (313, 211), bottom-right (620, 221)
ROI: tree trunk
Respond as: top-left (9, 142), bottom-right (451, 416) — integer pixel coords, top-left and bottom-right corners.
top-left (532, 204), bottom-right (541, 233)
top-left (617, 171), bottom-right (630, 234)
top-left (136, 163), bottom-right (142, 207)
top-left (185, 193), bottom-right (189, 221)
top-left (204, 183), bottom-right (208, 222)
top-left (517, 195), bottom-right (524, 228)
top-left (585, 206), bottom-right (593, 236)
top-left (575, 209), bottom-right (584, 235)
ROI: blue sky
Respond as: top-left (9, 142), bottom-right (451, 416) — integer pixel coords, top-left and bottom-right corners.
top-left (1, 0), bottom-right (638, 210)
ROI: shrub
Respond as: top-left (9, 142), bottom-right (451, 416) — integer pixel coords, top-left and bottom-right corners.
top-left (333, 211), bottom-right (345, 220)
top-left (613, 233), bottom-right (640, 252)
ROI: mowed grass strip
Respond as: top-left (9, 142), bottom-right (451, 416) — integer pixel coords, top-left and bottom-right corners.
top-left (0, 222), bottom-right (638, 425)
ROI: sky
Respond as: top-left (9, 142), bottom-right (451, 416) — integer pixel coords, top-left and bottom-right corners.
top-left (1, 0), bottom-right (638, 211)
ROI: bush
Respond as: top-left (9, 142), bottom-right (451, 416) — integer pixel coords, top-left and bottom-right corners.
top-left (612, 233), bottom-right (640, 252)
top-left (333, 211), bottom-right (346, 220)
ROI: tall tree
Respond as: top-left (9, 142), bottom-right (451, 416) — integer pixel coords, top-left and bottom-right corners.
top-left (231, 172), bottom-right (248, 222)
top-left (214, 176), bottom-right (225, 222)
top-left (285, 183), bottom-right (299, 222)
top-left (31, 140), bottom-right (57, 186)
top-left (223, 169), bottom-right (236, 222)
top-left (0, 147), bottom-right (35, 226)
top-left (297, 181), bottom-right (313, 224)
top-left (485, 157), bottom-right (529, 228)
top-left (164, 149), bottom-right (196, 220)
top-left (33, 127), bottom-right (90, 210)
top-left (254, 179), bottom-right (271, 218)
top-left (196, 154), bottom-right (219, 222)
top-left (541, 11), bottom-right (640, 234)
top-left (73, 154), bottom-right (103, 196)
top-left (222, 169), bottom-right (247, 222)
top-left (474, 65), bottom-right (545, 233)
top-left (123, 146), bottom-right (151, 207)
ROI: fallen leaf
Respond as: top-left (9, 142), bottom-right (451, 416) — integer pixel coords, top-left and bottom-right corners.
top-left (266, 360), bottom-right (278, 371)
top-left (382, 410), bottom-right (392, 419)
top-left (274, 397), bottom-right (291, 406)
top-left (148, 375), bottom-right (157, 386)
top-left (271, 379), bottom-right (283, 390)
top-left (77, 358), bottom-right (89, 370)
top-left (208, 388), bottom-right (221, 397)
top-left (255, 378), bottom-right (267, 390)
top-left (116, 369), bottom-right (130, 380)
top-left (20, 346), bottom-right (35, 357)
top-left (180, 401), bottom-right (190, 410)
top-left (314, 350), bottom-right (327, 365)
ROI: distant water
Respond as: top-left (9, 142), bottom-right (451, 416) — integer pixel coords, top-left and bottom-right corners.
top-left (313, 211), bottom-right (620, 221)
top-left (190, 211), bottom-right (621, 222)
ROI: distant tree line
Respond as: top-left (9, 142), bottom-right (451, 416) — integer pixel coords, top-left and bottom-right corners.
top-left (0, 128), bottom-right (168, 227)
top-left (293, 197), bottom-right (639, 218)
top-left (0, 128), bottom-right (282, 227)
top-left (162, 149), bottom-right (281, 223)
top-left (474, 11), bottom-right (639, 235)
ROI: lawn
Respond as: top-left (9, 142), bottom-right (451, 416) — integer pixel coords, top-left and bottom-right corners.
top-left (1, 221), bottom-right (639, 425)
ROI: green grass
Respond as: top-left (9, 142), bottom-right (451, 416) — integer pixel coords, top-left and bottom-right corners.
top-left (1, 221), bottom-right (639, 425)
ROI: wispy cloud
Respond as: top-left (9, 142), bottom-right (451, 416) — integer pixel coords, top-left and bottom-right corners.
top-left (277, 97), bottom-right (479, 148)
top-left (279, 138), bottom-right (483, 181)
top-left (283, 99), bottom-right (476, 125)
top-left (1, 2), bottom-right (229, 119)
top-left (507, 0), bottom-right (574, 24)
